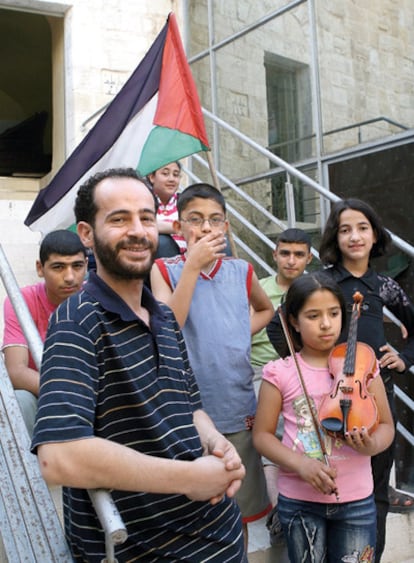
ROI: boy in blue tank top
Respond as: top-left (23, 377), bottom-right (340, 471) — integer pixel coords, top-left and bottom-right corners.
top-left (151, 183), bottom-right (274, 548)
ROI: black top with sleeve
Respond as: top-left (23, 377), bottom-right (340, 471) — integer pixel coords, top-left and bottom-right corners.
top-left (266, 264), bottom-right (414, 383)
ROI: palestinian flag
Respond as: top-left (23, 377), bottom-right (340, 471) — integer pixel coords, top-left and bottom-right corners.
top-left (25, 13), bottom-right (209, 235)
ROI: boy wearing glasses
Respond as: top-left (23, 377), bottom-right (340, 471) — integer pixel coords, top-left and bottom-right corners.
top-left (151, 183), bottom-right (274, 549)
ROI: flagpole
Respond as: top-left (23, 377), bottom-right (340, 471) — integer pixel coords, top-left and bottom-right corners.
top-left (206, 151), bottom-right (238, 258)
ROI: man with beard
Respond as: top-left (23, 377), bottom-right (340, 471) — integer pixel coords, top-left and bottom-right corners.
top-left (30, 168), bottom-right (246, 562)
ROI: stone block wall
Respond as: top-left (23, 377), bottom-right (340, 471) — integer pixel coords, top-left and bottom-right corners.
top-left (0, 200), bottom-right (41, 336)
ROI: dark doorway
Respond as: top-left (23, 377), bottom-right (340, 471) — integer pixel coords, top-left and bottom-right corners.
top-left (0, 9), bottom-right (52, 177)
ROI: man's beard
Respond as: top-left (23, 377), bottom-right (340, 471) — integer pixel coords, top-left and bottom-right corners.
top-left (93, 233), bottom-right (157, 280)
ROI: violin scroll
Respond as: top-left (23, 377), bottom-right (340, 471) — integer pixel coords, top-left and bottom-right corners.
top-left (353, 291), bottom-right (363, 307)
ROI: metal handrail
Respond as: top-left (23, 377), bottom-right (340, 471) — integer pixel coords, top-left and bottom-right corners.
top-left (268, 116), bottom-right (409, 152)
top-left (201, 108), bottom-right (414, 259)
top-left (188, 0), bottom-right (307, 64)
top-left (0, 244), bottom-right (127, 563)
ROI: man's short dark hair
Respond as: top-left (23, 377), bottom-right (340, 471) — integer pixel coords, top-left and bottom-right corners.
top-left (74, 168), bottom-right (156, 226)
top-left (276, 228), bottom-right (311, 250)
top-left (39, 230), bottom-right (87, 265)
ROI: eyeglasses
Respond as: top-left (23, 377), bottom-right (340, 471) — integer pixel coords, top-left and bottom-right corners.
top-left (181, 217), bottom-right (226, 228)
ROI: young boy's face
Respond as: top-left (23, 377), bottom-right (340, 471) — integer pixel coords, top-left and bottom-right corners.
top-left (36, 251), bottom-right (87, 306)
top-left (176, 197), bottom-right (228, 243)
top-left (148, 162), bottom-right (181, 204)
top-left (273, 241), bottom-right (312, 285)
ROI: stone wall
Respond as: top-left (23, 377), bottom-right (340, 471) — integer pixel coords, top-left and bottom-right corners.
top-left (187, 0), bottom-right (414, 240)
top-left (61, 0), bottom-right (183, 148)
top-left (0, 200), bottom-right (41, 335)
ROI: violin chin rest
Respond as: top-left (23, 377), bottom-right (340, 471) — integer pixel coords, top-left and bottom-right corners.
top-left (321, 417), bottom-right (343, 433)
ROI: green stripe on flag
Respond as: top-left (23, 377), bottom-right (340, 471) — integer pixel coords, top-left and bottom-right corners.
top-left (137, 126), bottom-right (209, 177)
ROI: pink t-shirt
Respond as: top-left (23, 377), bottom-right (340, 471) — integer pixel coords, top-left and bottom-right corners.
top-left (2, 282), bottom-right (56, 370)
top-left (262, 353), bottom-right (378, 504)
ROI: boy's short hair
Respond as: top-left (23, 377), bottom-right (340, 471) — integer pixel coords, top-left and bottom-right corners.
top-left (39, 230), bottom-right (87, 265)
top-left (177, 183), bottom-right (226, 216)
top-left (276, 228), bottom-right (311, 250)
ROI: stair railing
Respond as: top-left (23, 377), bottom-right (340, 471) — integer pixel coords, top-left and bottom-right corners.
top-left (201, 108), bottom-right (414, 259)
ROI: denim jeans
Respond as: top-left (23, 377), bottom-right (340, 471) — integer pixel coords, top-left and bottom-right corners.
top-left (277, 493), bottom-right (376, 563)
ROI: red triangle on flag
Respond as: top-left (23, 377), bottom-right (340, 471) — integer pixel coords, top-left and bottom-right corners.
top-left (154, 14), bottom-right (210, 148)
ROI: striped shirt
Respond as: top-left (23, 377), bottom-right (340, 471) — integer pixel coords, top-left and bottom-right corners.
top-left (31, 272), bottom-right (244, 562)
top-left (156, 193), bottom-right (187, 252)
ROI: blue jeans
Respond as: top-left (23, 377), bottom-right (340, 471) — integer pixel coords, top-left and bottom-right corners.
top-left (277, 493), bottom-right (376, 563)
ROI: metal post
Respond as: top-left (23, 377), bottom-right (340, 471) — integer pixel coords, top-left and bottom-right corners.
top-left (308, 0), bottom-right (327, 229)
top-left (207, 0), bottom-right (220, 169)
top-left (89, 489), bottom-right (128, 563)
top-left (285, 173), bottom-right (296, 228)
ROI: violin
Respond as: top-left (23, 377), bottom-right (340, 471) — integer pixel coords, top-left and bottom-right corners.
top-left (318, 291), bottom-right (379, 439)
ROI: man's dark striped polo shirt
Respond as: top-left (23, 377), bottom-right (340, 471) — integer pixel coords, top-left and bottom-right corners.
top-left (32, 271), bottom-right (244, 562)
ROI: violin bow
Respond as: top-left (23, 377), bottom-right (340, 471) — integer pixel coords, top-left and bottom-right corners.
top-left (277, 305), bottom-right (339, 501)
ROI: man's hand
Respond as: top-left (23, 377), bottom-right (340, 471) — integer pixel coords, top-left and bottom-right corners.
top-left (188, 454), bottom-right (245, 504)
top-left (205, 432), bottom-right (242, 468)
top-left (201, 431), bottom-right (245, 503)
top-left (193, 411), bottom-right (245, 503)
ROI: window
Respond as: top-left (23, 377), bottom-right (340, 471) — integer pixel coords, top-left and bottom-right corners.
top-left (265, 52), bottom-right (313, 221)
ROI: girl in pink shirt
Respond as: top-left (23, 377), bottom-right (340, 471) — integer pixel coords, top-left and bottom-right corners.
top-left (253, 272), bottom-right (394, 563)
